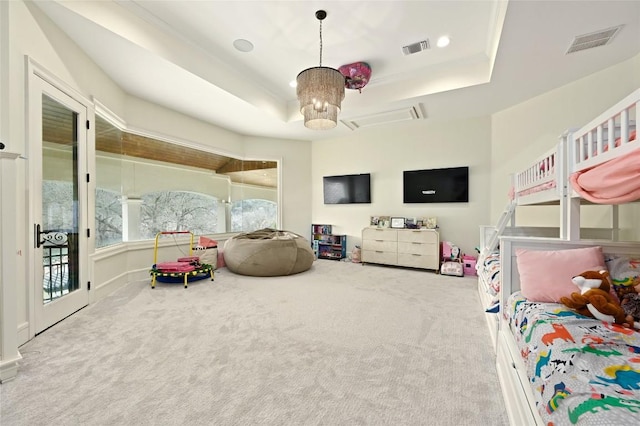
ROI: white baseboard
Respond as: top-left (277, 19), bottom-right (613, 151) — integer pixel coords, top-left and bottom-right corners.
top-left (92, 267), bottom-right (150, 303)
top-left (17, 321), bottom-right (29, 346)
top-left (0, 352), bottom-right (22, 383)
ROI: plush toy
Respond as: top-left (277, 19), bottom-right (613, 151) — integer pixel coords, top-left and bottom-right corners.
top-left (618, 278), bottom-right (640, 323)
top-left (560, 270), bottom-right (635, 328)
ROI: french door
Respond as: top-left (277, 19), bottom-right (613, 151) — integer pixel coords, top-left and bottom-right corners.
top-left (30, 75), bottom-right (89, 334)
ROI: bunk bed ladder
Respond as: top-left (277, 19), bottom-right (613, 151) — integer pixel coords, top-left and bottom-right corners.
top-left (478, 200), bottom-right (517, 267)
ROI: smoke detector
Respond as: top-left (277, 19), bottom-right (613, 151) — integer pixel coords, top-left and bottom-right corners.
top-left (566, 25), bottom-right (624, 54)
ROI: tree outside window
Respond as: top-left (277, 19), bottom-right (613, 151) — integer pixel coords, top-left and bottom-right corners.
top-left (95, 188), bottom-right (123, 248)
top-left (140, 191), bottom-right (218, 239)
top-left (231, 199), bottom-right (277, 232)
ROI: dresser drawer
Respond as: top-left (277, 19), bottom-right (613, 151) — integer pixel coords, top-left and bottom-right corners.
top-left (363, 239), bottom-right (396, 252)
top-left (362, 249), bottom-right (397, 265)
top-left (397, 241), bottom-right (433, 255)
top-left (362, 227), bottom-right (397, 241)
top-left (397, 229), bottom-right (438, 243)
top-left (397, 253), bottom-right (439, 270)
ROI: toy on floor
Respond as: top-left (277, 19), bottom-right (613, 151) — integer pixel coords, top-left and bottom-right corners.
top-left (149, 231), bottom-right (214, 288)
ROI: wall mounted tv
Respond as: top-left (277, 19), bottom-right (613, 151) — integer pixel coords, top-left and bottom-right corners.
top-left (323, 173), bottom-right (371, 204)
top-left (403, 166), bottom-right (469, 203)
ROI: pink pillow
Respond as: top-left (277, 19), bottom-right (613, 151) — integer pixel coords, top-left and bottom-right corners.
top-left (516, 246), bottom-right (605, 302)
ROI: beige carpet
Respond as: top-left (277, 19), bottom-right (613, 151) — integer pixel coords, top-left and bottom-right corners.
top-left (0, 260), bottom-right (508, 426)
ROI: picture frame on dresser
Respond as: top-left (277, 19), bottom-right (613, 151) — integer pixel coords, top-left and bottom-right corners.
top-left (378, 216), bottom-right (390, 228)
top-left (424, 217), bottom-right (437, 229)
top-left (390, 217), bottom-right (405, 228)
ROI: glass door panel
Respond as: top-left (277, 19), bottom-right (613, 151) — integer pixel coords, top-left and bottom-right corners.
top-left (41, 94), bottom-right (80, 303)
top-left (32, 77), bottom-right (88, 334)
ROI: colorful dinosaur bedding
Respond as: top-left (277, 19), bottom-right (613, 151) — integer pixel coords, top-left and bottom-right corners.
top-left (505, 292), bottom-right (640, 425)
top-left (480, 250), bottom-right (501, 295)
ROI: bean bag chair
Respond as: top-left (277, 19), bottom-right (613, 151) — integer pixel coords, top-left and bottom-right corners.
top-left (223, 228), bottom-right (314, 276)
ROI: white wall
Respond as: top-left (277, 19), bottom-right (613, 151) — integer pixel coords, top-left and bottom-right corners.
top-left (243, 135), bottom-right (312, 239)
top-left (312, 116), bottom-right (492, 257)
top-left (491, 53), bottom-right (640, 238)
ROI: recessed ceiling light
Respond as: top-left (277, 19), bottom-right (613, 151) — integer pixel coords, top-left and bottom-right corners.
top-left (233, 39), bottom-right (254, 52)
top-left (436, 36), bottom-right (450, 48)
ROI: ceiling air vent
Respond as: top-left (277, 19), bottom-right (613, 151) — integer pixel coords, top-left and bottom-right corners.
top-left (566, 25), bottom-right (624, 54)
top-left (340, 104), bottom-right (426, 130)
top-left (402, 40), bottom-right (430, 55)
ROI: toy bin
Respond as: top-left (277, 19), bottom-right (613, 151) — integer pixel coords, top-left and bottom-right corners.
top-left (462, 255), bottom-right (477, 276)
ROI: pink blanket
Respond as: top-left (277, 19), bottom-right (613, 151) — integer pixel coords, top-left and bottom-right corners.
top-left (570, 148), bottom-right (640, 203)
top-left (155, 261), bottom-right (196, 273)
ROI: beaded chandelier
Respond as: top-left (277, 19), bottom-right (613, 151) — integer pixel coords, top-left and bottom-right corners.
top-left (296, 10), bottom-right (345, 130)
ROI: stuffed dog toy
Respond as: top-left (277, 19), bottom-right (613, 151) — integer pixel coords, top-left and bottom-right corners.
top-left (560, 270), bottom-right (635, 327)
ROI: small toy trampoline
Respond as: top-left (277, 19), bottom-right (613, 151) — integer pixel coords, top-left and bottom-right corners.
top-left (149, 231), bottom-right (215, 288)
top-left (152, 265), bottom-right (214, 286)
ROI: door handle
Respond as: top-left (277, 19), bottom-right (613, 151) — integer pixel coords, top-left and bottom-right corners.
top-left (35, 224), bottom-right (43, 248)
top-left (35, 224), bottom-right (67, 248)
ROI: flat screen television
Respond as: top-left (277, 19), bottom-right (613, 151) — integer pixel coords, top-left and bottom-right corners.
top-left (403, 167), bottom-right (469, 203)
top-left (323, 173), bottom-right (371, 204)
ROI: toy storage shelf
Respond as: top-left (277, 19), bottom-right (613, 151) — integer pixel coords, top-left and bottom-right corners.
top-left (311, 224), bottom-right (347, 260)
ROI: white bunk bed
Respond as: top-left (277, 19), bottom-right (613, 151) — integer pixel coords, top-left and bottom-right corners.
top-left (494, 89), bottom-right (640, 425)
top-left (477, 225), bottom-right (617, 353)
top-left (478, 89), bottom-right (639, 343)
top-left (513, 88), bottom-right (638, 240)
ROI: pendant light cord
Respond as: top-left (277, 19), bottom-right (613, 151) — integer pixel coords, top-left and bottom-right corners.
top-left (319, 19), bottom-right (323, 67)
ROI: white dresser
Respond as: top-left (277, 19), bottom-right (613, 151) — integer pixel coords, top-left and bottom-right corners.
top-left (361, 228), bottom-right (440, 271)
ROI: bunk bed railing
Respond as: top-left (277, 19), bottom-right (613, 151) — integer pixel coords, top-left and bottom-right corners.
top-left (569, 88), bottom-right (639, 173)
top-left (512, 139), bottom-right (565, 206)
top-left (477, 200), bottom-right (517, 268)
top-left (514, 149), bottom-right (556, 193)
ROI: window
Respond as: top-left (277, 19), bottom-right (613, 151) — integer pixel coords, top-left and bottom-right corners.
top-left (42, 180), bottom-right (73, 230)
top-left (140, 191), bottom-right (218, 239)
top-left (94, 112), bottom-right (279, 246)
top-left (231, 199), bottom-right (277, 232)
top-left (95, 188), bottom-right (122, 248)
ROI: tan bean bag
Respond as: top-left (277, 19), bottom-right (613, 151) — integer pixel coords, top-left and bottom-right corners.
top-left (223, 228), bottom-right (314, 276)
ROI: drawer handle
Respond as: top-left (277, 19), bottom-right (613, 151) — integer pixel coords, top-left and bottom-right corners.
top-left (412, 254), bottom-right (421, 257)
top-left (412, 242), bottom-right (421, 245)
top-left (376, 250), bottom-right (383, 253)
top-left (375, 239), bottom-right (384, 242)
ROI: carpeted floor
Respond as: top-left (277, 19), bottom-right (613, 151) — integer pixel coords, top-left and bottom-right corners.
top-left (0, 260), bottom-right (508, 426)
